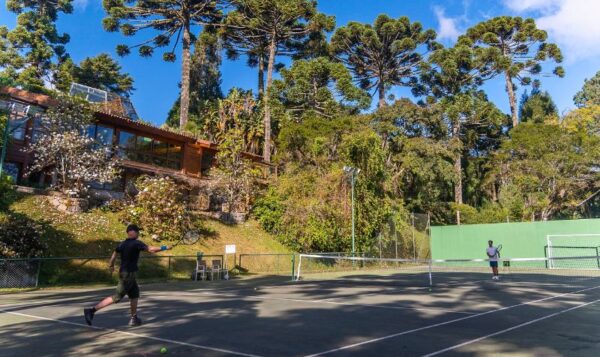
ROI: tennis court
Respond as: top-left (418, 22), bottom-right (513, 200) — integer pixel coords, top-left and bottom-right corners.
top-left (1, 257), bottom-right (600, 356)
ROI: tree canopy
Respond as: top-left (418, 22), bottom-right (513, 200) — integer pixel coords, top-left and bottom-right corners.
top-left (331, 15), bottom-right (437, 108)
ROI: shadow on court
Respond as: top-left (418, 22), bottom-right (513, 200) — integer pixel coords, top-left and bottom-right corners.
top-left (1, 273), bottom-right (599, 356)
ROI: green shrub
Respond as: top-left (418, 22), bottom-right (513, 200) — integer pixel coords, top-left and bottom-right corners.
top-left (124, 175), bottom-right (202, 241)
top-left (0, 213), bottom-right (47, 258)
top-left (0, 175), bottom-right (17, 211)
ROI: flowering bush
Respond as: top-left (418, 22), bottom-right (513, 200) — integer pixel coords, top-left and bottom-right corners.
top-left (124, 175), bottom-right (202, 241)
top-left (0, 213), bottom-right (47, 258)
top-left (25, 95), bottom-right (120, 197)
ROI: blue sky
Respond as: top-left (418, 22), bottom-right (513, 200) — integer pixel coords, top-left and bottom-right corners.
top-left (2, 0), bottom-right (599, 125)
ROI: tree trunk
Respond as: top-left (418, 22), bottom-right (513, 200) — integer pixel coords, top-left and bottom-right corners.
top-left (258, 55), bottom-right (265, 98)
top-left (504, 70), bottom-right (518, 127)
top-left (179, 21), bottom-right (192, 129)
top-left (377, 81), bottom-right (386, 108)
top-left (263, 36), bottom-right (277, 163)
top-left (452, 123), bottom-right (463, 205)
top-left (454, 154), bottom-right (463, 205)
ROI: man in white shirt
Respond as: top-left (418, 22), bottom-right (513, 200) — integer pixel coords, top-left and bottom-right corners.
top-left (486, 240), bottom-right (500, 280)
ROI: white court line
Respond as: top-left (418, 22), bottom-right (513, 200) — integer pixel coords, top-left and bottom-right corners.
top-left (0, 308), bottom-right (262, 357)
top-left (303, 284), bottom-right (600, 357)
top-left (422, 297), bottom-right (600, 356)
top-left (189, 291), bottom-right (476, 315)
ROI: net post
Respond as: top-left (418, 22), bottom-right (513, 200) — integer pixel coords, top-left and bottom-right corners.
top-left (295, 254), bottom-right (302, 281)
top-left (428, 258), bottom-right (433, 287)
top-left (596, 247), bottom-right (600, 269)
top-left (291, 254), bottom-right (295, 281)
top-left (546, 235), bottom-right (553, 269)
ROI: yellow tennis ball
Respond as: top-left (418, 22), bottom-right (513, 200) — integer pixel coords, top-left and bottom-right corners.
top-left (160, 347), bottom-right (167, 354)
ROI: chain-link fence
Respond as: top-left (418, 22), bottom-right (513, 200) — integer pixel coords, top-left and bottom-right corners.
top-left (375, 212), bottom-right (431, 260)
top-left (0, 259), bottom-right (40, 288)
top-left (0, 254), bottom-right (224, 288)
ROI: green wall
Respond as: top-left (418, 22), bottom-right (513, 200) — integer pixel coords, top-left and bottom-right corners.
top-left (431, 219), bottom-right (600, 260)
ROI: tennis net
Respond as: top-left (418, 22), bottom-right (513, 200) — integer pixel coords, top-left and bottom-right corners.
top-left (295, 254), bottom-right (600, 288)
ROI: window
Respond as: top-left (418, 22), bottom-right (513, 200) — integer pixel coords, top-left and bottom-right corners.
top-left (30, 116), bottom-right (43, 143)
top-left (1, 162), bottom-right (19, 183)
top-left (9, 117), bottom-right (27, 141)
top-left (137, 136), bottom-right (153, 154)
top-left (118, 131), bottom-right (136, 149)
top-left (96, 125), bottom-right (114, 146)
top-left (169, 144), bottom-right (183, 162)
top-left (86, 124), bottom-right (96, 139)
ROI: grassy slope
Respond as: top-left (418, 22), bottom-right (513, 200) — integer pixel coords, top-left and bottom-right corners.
top-left (7, 193), bottom-right (290, 258)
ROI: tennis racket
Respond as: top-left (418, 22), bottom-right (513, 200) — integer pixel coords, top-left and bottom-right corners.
top-left (496, 244), bottom-right (503, 258)
top-left (172, 230), bottom-right (200, 247)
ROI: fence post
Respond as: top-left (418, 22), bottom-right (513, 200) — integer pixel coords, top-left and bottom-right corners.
top-left (167, 256), bottom-right (172, 280)
top-left (291, 255), bottom-right (295, 281)
top-left (36, 259), bottom-right (41, 287)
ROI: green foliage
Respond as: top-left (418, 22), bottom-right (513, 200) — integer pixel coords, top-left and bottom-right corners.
top-left (490, 123), bottom-right (600, 220)
top-left (0, 109), bottom-right (7, 153)
top-left (272, 57), bottom-right (370, 119)
top-left (56, 53), bottom-right (134, 95)
top-left (255, 115), bottom-right (397, 253)
top-left (462, 16), bottom-right (564, 126)
top-left (0, 175), bottom-right (17, 212)
top-left (0, 0), bottom-right (73, 92)
top-left (214, 125), bottom-right (262, 213)
top-left (331, 15), bottom-right (438, 107)
top-left (0, 213), bottom-right (47, 258)
top-left (125, 176), bottom-right (202, 242)
top-left (519, 89), bottom-right (558, 123)
top-left (223, 0), bottom-right (335, 162)
top-left (574, 70), bottom-right (600, 107)
top-left (197, 88), bottom-right (262, 154)
top-left (451, 203), bottom-right (510, 224)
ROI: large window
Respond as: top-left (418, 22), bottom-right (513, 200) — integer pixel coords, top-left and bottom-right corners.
top-left (117, 131), bottom-right (181, 170)
top-left (86, 124), bottom-right (114, 147)
top-left (8, 117), bottom-right (27, 141)
top-left (96, 125), bottom-right (114, 146)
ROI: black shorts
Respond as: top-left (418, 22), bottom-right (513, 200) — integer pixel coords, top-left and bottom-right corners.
top-left (489, 261), bottom-right (498, 268)
top-left (112, 272), bottom-right (140, 303)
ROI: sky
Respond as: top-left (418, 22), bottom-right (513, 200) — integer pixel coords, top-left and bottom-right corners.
top-left (1, 0), bottom-right (600, 125)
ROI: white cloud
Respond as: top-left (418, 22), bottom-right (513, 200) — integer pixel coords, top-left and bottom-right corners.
top-left (434, 6), bottom-right (461, 42)
top-left (504, 0), bottom-right (600, 62)
top-left (73, 0), bottom-right (90, 10)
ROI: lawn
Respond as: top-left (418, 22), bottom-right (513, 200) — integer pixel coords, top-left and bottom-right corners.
top-left (2, 193), bottom-right (291, 287)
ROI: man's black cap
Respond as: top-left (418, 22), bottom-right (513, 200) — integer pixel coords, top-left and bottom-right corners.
top-left (126, 224), bottom-right (140, 233)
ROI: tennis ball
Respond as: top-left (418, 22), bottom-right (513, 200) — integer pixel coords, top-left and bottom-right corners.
top-left (160, 347), bottom-right (167, 354)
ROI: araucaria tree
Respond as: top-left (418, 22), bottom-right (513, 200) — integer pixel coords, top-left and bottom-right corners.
top-left (56, 53), bottom-right (135, 96)
top-left (462, 16), bottom-right (564, 127)
top-left (0, 0), bottom-right (73, 92)
top-left (223, 0), bottom-right (335, 163)
top-left (272, 57), bottom-right (371, 119)
top-left (25, 95), bottom-right (120, 196)
top-left (331, 15), bottom-right (437, 108)
top-left (574, 70), bottom-right (600, 108)
top-left (102, 0), bottom-right (224, 129)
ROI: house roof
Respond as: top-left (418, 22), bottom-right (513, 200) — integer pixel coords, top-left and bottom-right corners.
top-left (0, 86), bottom-right (217, 149)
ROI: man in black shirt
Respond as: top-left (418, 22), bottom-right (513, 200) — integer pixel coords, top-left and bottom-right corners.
top-left (84, 224), bottom-right (171, 326)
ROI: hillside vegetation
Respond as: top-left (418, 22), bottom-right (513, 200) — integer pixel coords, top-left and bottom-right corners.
top-left (4, 193), bottom-right (289, 257)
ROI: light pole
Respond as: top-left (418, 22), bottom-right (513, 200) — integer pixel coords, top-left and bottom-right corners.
top-left (344, 166), bottom-right (360, 257)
